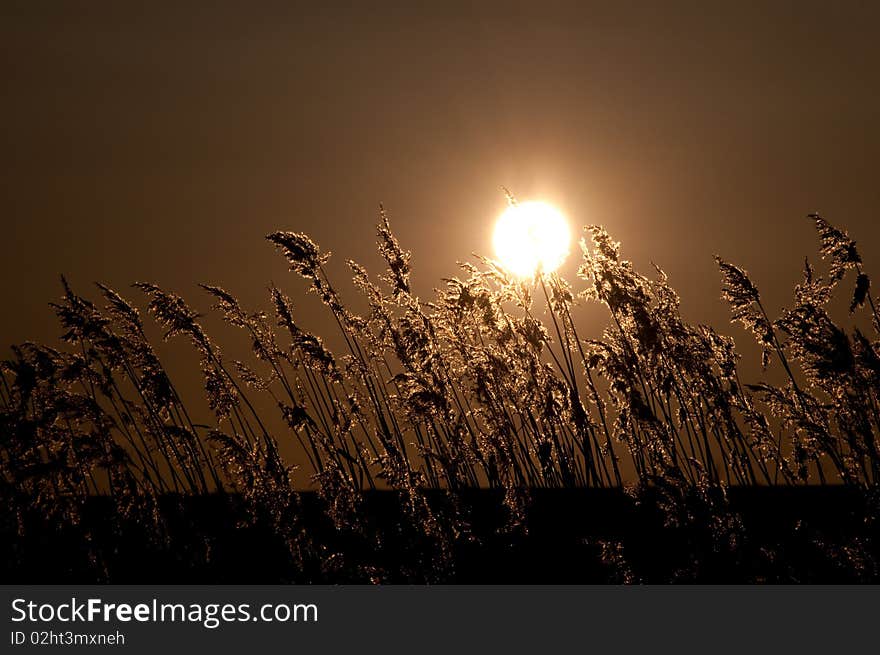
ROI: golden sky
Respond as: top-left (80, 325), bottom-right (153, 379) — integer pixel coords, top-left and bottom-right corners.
top-left (2, 1), bottom-right (879, 359)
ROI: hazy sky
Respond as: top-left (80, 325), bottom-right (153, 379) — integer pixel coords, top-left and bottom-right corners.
top-left (3, 1), bottom-right (879, 358)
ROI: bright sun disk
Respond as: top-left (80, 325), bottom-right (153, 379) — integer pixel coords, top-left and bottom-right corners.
top-left (493, 201), bottom-right (571, 278)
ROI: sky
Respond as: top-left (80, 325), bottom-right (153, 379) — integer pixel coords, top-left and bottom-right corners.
top-left (2, 1), bottom-right (880, 369)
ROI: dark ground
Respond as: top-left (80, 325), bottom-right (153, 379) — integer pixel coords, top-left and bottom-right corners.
top-left (4, 487), bottom-right (877, 584)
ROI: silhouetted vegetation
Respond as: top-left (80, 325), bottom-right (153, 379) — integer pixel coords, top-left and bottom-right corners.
top-left (2, 206), bottom-right (879, 582)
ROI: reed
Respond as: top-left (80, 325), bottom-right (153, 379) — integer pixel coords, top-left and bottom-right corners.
top-left (2, 204), bottom-right (878, 581)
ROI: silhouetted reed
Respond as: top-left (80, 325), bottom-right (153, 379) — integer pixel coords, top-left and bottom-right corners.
top-left (2, 203), bottom-right (878, 582)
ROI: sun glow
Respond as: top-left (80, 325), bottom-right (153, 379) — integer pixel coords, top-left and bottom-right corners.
top-left (492, 201), bottom-right (571, 278)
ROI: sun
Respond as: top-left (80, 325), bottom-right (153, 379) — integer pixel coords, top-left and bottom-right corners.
top-left (492, 201), bottom-right (571, 278)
